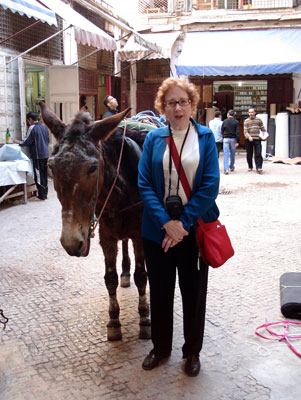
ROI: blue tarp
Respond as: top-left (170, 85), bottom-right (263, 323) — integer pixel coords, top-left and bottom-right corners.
top-left (176, 29), bottom-right (301, 77)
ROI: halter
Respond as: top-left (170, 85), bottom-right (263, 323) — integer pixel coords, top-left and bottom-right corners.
top-left (88, 119), bottom-right (128, 239)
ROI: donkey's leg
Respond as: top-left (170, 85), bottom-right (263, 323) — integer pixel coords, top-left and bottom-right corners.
top-left (120, 239), bottom-right (131, 288)
top-left (132, 238), bottom-right (151, 339)
top-left (102, 239), bottom-right (122, 341)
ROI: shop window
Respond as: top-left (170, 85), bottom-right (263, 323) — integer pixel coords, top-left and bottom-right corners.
top-left (218, 0), bottom-right (240, 8)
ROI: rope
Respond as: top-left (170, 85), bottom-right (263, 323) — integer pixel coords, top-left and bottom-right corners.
top-left (89, 120), bottom-right (127, 238)
top-left (255, 319), bottom-right (301, 358)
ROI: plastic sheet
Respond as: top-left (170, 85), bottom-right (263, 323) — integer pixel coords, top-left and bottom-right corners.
top-left (289, 114), bottom-right (301, 158)
top-left (275, 112), bottom-right (289, 158)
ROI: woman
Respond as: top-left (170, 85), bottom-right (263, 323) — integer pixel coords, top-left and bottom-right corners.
top-left (138, 78), bottom-right (220, 377)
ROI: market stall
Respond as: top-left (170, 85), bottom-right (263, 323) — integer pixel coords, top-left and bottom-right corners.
top-left (0, 144), bottom-right (36, 204)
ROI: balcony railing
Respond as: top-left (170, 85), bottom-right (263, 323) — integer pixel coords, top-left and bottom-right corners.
top-left (193, 0), bottom-right (297, 10)
top-left (138, 0), bottom-right (297, 14)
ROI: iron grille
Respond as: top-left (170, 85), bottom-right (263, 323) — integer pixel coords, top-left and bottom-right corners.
top-left (137, 59), bottom-right (170, 83)
top-left (193, 0), bottom-right (297, 9)
top-left (97, 50), bottom-right (114, 75)
top-left (73, 3), bottom-right (107, 31)
top-left (138, 0), bottom-right (168, 13)
top-left (0, 9), bottom-right (64, 61)
top-left (77, 45), bottom-right (114, 75)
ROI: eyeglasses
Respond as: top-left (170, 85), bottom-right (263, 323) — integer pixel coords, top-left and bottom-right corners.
top-left (164, 99), bottom-right (191, 109)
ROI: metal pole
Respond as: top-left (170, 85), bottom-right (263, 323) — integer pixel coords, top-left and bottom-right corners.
top-left (71, 47), bottom-right (100, 65)
top-left (0, 20), bottom-right (41, 46)
top-left (6, 25), bottom-right (72, 65)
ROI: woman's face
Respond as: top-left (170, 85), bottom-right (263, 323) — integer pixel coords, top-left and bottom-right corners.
top-left (164, 86), bottom-right (192, 131)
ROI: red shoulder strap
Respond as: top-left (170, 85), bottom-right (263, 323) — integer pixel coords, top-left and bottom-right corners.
top-left (166, 136), bottom-right (191, 200)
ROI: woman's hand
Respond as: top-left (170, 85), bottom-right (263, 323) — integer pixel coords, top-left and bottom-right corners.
top-left (162, 234), bottom-right (180, 253)
top-left (162, 220), bottom-right (188, 252)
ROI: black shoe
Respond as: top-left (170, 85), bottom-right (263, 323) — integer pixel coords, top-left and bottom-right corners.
top-left (142, 349), bottom-right (170, 370)
top-left (184, 355), bottom-right (201, 377)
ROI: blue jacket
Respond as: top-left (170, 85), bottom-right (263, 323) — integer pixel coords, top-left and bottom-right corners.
top-left (138, 118), bottom-right (220, 244)
top-left (19, 122), bottom-right (49, 159)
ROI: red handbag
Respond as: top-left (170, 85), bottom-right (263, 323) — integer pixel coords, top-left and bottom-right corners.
top-left (166, 136), bottom-right (234, 268)
top-left (196, 218), bottom-right (234, 268)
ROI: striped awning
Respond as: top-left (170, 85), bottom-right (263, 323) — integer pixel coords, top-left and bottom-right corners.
top-left (0, 0), bottom-right (58, 26)
top-left (39, 0), bottom-right (117, 51)
top-left (119, 32), bottom-right (181, 61)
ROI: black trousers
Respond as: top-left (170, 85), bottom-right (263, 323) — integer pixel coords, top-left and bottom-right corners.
top-left (245, 139), bottom-right (263, 169)
top-left (143, 228), bottom-right (209, 357)
top-left (216, 142), bottom-right (223, 158)
top-left (32, 158), bottom-right (48, 200)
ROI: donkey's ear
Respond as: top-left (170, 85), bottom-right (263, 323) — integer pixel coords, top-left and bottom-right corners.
top-left (39, 101), bottom-right (66, 140)
top-left (89, 108), bottom-right (131, 142)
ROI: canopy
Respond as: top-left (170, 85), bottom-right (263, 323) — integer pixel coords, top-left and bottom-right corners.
top-left (176, 29), bottom-right (301, 77)
top-left (39, 0), bottom-right (117, 51)
top-left (0, 0), bottom-right (57, 26)
top-left (119, 32), bottom-right (181, 61)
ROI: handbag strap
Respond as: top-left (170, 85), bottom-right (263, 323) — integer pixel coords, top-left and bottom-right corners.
top-left (166, 135), bottom-right (218, 230)
top-left (166, 134), bottom-right (191, 200)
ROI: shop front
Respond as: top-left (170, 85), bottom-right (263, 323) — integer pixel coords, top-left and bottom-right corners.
top-left (176, 29), bottom-right (301, 116)
top-left (176, 29), bottom-right (301, 152)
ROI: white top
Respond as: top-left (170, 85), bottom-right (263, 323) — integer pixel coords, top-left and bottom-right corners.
top-left (163, 122), bottom-right (200, 205)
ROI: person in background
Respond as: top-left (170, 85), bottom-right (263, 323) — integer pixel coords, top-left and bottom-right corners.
top-left (221, 106), bottom-right (228, 121)
top-left (102, 95), bottom-right (119, 119)
top-left (244, 108), bottom-right (266, 173)
top-left (14, 112), bottom-right (49, 201)
top-left (80, 95), bottom-right (88, 112)
top-left (138, 78), bottom-right (220, 377)
top-left (221, 110), bottom-right (240, 174)
top-left (209, 110), bottom-right (223, 158)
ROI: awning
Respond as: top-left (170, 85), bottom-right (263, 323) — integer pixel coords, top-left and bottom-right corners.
top-left (38, 0), bottom-right (117, 51)
top-left (0, 0), bottom-right (57, 26)
top-left (118, 32), bottom-right (181, 61)
top-left (73, 0), bottom-right (162, 54)
top-left (176, 29), bottom-right (301, 77)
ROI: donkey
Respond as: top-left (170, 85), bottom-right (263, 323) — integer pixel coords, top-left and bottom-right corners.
top-left (39, 102), bottom-right (150, 341)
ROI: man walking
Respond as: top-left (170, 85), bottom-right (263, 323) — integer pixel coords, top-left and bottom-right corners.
top-left (14, 112), bottom-right (49, 200)
top-left (102, 95), bottom-right (119, 119)
top-left (209, 110), bottom-right (223, 158)
top-left (221, 110), bottom-right (240, 174)
top-left (244, 108), bottom-right (266, 173)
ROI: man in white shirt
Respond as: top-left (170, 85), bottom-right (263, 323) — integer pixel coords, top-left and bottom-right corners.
top-left (209, 111), bottom-right (223, 158)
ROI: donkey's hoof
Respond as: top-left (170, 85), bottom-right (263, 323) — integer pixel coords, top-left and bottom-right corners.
top-left (107, 326), bottom-right (122, 341)
top-left (120, 274), bottom-right (131, 288)
top-left (139, 320), bottom-right (151, 340)
top-left (107, 320), bottom-right (122, 341)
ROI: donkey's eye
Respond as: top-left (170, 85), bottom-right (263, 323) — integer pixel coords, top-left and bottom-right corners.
top-left (88, 165), bottom-right (97, 174)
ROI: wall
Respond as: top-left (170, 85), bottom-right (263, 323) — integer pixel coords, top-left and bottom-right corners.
top-left (0, 54), bottom-right (21, 143)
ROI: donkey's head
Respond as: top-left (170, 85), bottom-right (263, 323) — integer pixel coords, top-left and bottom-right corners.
top-left (40, 102), bottom-right (130, 257)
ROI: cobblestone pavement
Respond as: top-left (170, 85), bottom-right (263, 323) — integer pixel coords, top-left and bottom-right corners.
top-left (1, 153), bottom-right (301, 400)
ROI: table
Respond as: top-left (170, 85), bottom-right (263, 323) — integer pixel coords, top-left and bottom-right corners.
top-left (0, 145), bottom-right (36, 204)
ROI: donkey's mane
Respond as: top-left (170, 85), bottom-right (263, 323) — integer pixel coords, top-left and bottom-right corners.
top-left (64, 112), bottom-right (93, 141)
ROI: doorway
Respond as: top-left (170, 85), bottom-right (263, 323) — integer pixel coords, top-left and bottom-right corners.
top-left (24, 64), bottom-right (46, 115)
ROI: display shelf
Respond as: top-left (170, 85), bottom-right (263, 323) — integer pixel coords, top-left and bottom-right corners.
top-left (233, 85), bottom-right (267, 115)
